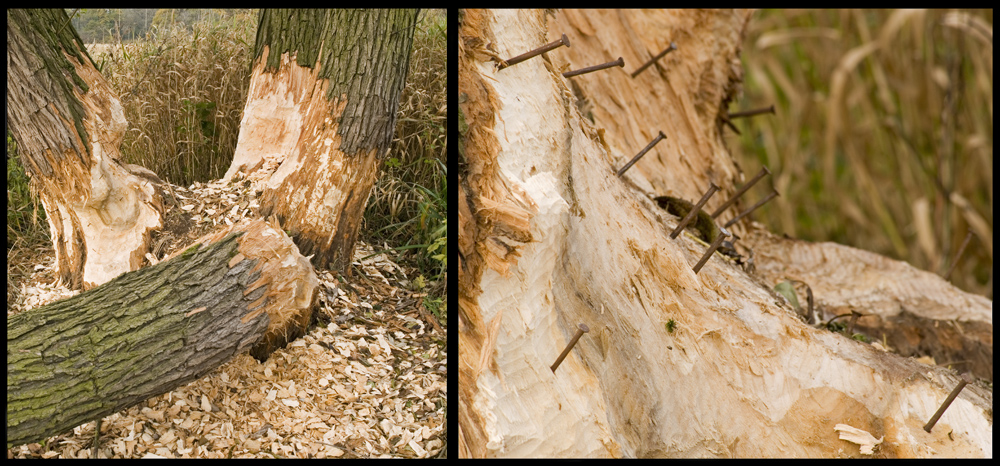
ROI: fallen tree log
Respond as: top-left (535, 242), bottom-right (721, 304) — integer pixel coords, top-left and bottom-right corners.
top-left (7, 218), bottom-right (318, 449)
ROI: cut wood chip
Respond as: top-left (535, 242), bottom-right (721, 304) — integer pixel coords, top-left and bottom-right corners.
top-left (228, 252), bottom-right (246, 268)
top-left (9, 178), bottom-right (445, 458)
top-left (834, 424), bottom-right (883, 455)
top-left (244, 274), bottom-right (269, 296)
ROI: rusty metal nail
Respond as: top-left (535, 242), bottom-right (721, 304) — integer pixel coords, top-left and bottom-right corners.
top-left (693, 228), bottom-right (732, 274)
top-left (728, 104), bottom-right (776, 120)
top-left (563, 57), bottom-right (625, 78)
top-left (710, 166), bottom-right (771, 218)
top-left (617, 131), bottom-right (666, 177)
top-left (943, 231), bottom-right (974, 280)
top-left (723, 190), bottom-right (779, 228)
top-left (630, 42), bottom-right (677, 78)
top-left (847, 310), bottom-right (862, 335)
top-left (670, 183), bottom-right (720, 239)
top-left (498, 34), bottom-right (571, 70)
top-left (551, 323), bottom-right (589, 373)
top-left (825, 312), bottom-right (853, 326)
top-left (722, 118), bottom-right (742, 135)
top-left (923, 373), bottom-right (974, 433)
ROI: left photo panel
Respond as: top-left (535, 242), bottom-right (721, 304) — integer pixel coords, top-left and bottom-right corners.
top-left (8, 8), bottom-right (447, 458)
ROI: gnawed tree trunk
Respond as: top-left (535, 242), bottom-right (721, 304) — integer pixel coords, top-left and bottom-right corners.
top-left (458, 9), bottom-right (991, 458)
top-left (7, 218), bottom-right (318, 449)
top-left (6, 9), bottom-right (165, 290)
top-left (223, 9), bottom-right (418, 272)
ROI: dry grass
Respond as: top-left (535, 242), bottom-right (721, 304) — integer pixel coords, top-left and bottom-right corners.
top-left (92, 11), bottom-right (255, 186)
top-left (363, 9), bottom-right (447, 283)
top-left (730, 9), bottom-right (992, 297)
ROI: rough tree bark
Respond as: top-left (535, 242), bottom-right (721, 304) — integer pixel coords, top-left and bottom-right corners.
top-left (7, 218), bottom-right (318, 449)
top-left (6, 9), bottom-right (165, 290)
top-left (223, 9), bottom-right (418, 272)
top-left (458, 9), bottom-right (991, 458)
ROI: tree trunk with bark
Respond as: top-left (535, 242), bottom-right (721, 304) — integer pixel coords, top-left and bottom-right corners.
top-left (7, 218), bottom-right (318, 449)
top-left (223, 9), bottom-right (419, 273)
top-left (6, 9), bottom-right (165, 290)
top-left (458, 9), bottom-right (991, 458)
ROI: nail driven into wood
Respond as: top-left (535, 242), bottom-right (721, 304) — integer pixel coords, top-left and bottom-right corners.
top-left (617, 131), bottom-right (666, 177)
top-left (943, 231), bottom-right (974, 280)
top-left (723, 189), bottom-right (779, 228)
top-left (847, 310), bottom-right (862, 335)
top-left (722, 118), bottom-right (742, 135)
top-left (551, 323), bottom-right (589, 373)
top-left (923, 373), bottom-right (974, 433)
top-left (498, 34), bottom-right (571, 70)
top-left (670, 183), bottom-right (720, 239)
top-left (710, 166), bottom-right (771, 218)
top-left (630, 41), bottom-right (677, 78)
top-left (727, 104), bottom-right (776, 120)
top-left (693, 228), bottom-right (732, 274)
top-left (825, 312), bottom-right (857, 326)
top-left (563, 57), bottom-right (625, 78)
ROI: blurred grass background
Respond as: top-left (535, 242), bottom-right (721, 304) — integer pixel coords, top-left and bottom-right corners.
top-left (729, 9), bottom-right (992, 298)
top-left (7, 9), bottom-right (447, 317)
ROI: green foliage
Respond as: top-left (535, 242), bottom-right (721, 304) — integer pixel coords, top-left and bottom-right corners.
top-left (427, 234), bottom-right (447, 270)
top-left (773, 281), bottom-right (801, 312)
top-left (7, 138), bottom-right (28, 241)
top-left (362, 9), bottom-right (447, 285)
top-left (826, 321), bottom-right (847, 333)
top-left (851, 333), bottom-right (871, 343)
top-left (177, 99), bottom-right (218, 141)
top-left (666, 319), bottom-right (677, 333)
top-left (423, 294), bottom-right (446, 327)
top-left (6, 135), bottom-right (48, 251)
top-left (7, 133), bottom-right (51, 306)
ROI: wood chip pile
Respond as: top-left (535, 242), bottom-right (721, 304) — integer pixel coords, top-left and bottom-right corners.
top-left (8, 177), bottom-right (447, 458)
